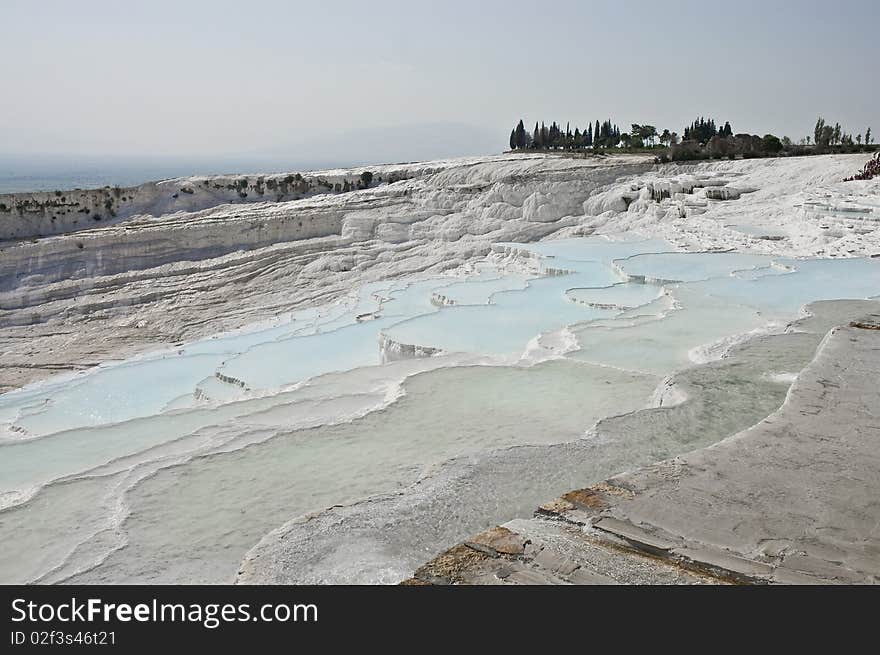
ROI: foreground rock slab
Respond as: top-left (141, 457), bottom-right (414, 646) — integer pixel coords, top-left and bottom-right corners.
top-left (406, 317), bottom-right (880, 585)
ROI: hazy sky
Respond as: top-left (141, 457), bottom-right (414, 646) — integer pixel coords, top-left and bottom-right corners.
top-left (2, 0), bottom-right (877, 164)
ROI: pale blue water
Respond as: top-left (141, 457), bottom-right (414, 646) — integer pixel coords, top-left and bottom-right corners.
top-left (385, 266), bottom-right (618, 354)
top-left (1, 235), bottom-right (879, 584)
top-left (689, 257), bottom-right (880, 315)
top-left (433, 273), bottom-right (529, 305)
top-left (2, 237), bottom-right (878, 449)
top-left (615, 252), bottom-right (773, 282)
top-left (501, 237), bottom-right (673, 263)
top-left (566, 283), bottom-right (662, 308)
top-left (15, 354), bottom-right (227, 436)
top-left (0, 238), bottom-right (880, 452)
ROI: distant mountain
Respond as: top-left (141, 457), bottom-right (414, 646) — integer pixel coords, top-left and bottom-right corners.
top-left (256, 122), bottom-right (504, 169)
top-left (0, 123), bottom-right (505, 193)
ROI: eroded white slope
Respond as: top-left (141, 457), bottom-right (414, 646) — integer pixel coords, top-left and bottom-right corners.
top-left (1, 148), bottom-right (878, 585)
top-left (581, 154), bottom-right (880, 257)
top-left (1, 153), bottom-right (876, 392)
top-left (1, 153), bottom-right (653, 390)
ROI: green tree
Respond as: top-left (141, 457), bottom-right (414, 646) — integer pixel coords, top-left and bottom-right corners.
top-left (762, 134), bottom-right (783, 154)
top-left (514, 120), bottom-right (526, 149)
top-left (684, 117), bottom-right (720, 144)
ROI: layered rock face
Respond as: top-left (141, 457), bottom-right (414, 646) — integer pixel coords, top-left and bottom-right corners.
top-left (0, 154), bottom-right (655, 391)
top-left (0, 167), bottom-right (423, 241)
top-left (2, 151), bottom-right (878, 586)
top-left (2, 152), bottom-right (877, 393)
top-left (402, 305), bottom-right (880, 585)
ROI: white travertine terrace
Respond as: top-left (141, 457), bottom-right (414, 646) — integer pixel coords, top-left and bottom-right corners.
top-left (0, 152), bottom-right (878, 585)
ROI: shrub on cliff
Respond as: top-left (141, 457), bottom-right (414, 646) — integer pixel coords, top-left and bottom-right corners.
top-left (670, 141), bottom-right (703, 162)
top-left (843, 153), bottom-right (880, 181)
top-left (762, 134), bottom-right (783, 154)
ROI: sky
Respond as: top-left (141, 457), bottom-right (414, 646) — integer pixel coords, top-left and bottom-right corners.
top-left (1, 0), bottom-right (877, 167)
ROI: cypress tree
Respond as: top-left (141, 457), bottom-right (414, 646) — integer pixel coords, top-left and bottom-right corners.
top-left (814, 118), bottom-right (825, 146)
top-left (516, 120), bottom-right (526, 149)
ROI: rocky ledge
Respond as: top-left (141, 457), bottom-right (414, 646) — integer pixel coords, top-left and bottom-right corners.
top-left (405, 312), bottom-right (880, 585)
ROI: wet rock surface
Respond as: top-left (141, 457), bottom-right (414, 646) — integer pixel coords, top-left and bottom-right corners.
top-left (4, 153), bottom-right (879, 584)
top-left (237, 301), bottom-right (879, 584)
top-left (405, 307), bottom-right (880, 585)
top-left (0, 154), bottom-right (655, 392)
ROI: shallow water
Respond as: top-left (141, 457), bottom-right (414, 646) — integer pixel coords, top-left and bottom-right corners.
top-left (1, 235), bottom-right (879, 584)
top-left (68, 360), bottom-right (659, 583)
top-left (245, 305), bottom-right (859, 584)
top-left (566, 283), bottom-right (663, 309)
